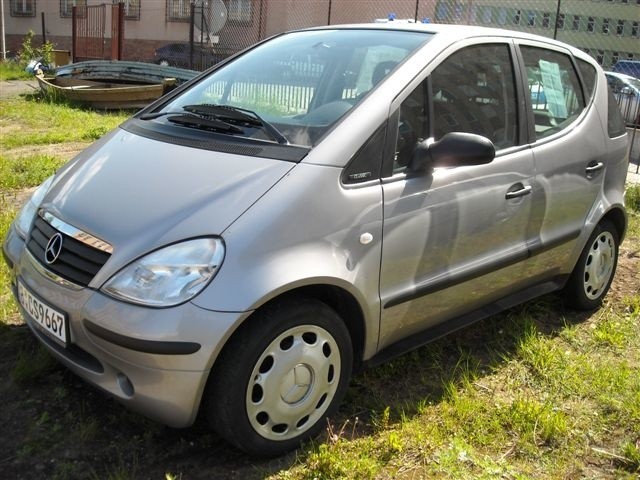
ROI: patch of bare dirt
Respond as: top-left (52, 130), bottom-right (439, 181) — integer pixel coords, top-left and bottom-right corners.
top-left (0, 80), bottom-right (39, 99)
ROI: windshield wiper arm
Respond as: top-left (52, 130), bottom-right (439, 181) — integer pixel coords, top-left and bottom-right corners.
top-left (138, 110), bottom-right (185, 120)
top-left (166, 114), bottom-right (245, 134)
top-left (183, 104), bottom-right (289, 145)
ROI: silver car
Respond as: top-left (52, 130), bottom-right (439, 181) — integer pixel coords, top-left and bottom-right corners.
top-left (2, 24), bottom-right (629, 456)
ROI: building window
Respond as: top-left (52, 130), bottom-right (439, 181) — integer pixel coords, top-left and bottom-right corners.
top-left (435, 1), bottom-right (449, 22)
top-left (166, 0), bottom-right (190, 22)
top-left (226, 0), bottom-right (251, 23)
top-left (632, 21), bottom-right (639, 37)
top-left (596, 50), bottom-right (604, 65)
top-left (497, 7), bottom-right (507, 25)
top-left (612, 52), bottom-right (619, 65)
top-left (542, 12), bottom-right (550, 28)
top-left (527, 11), bottom-right (536, 27)
top-left (616, 19), bottom-right (625, 36)
top-left (61, 0), bottom-right (86, 18)
top-left (587, 17), bottom-right (595, 33)
top-left (482, 7), bottom-right (492, 24)
top-left (572, 15), bottom-right (580, 30)
top-left (602, 18), bottom-right (610, 34)
top-left (557, 13), bottom-right (565, 30)
top-left (513, 9), bottom-right (521, 25)
top-left (469, 5), bottom-right (478, 23)
top-left (114, 0), bottom-right (140, 20)
top-left (11, 0), bottom-right (36, 17)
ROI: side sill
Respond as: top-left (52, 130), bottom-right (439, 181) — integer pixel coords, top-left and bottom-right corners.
top-left (84, 319), bottom-right (201, 355)
top-left (365, 277), bottom-right (567, 369)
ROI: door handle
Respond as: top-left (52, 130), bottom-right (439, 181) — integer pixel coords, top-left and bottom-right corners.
top-left (585, 162), bottom-right (604, 175)
top-left (505, 184), bottom-right (532, 200)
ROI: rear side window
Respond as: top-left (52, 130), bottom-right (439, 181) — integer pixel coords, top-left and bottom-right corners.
top-left (521, 46), bottom-right (585, 140)
top-left (576, 58), bottom-right (597, 103)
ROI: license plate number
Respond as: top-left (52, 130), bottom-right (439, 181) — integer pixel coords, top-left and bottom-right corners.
top-left (17, 281), bottom-right (68, 345)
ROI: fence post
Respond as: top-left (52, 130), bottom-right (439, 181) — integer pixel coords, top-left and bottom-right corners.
top-left (327, 0), bottom-right (332, 25)
top-left (189, 1), bottom-right (195, 70)
top-left (414, 0), bottom-right (419, 22)
top-left (72, 6), bottom-right (77, 62)
top-left (553, 0), bottom-right (562, 40)
top-left (41, 12), bottom-right (46, 45)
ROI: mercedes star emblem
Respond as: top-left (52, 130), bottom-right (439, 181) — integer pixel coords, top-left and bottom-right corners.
top-left (44, 233), bottom-right (64, 265)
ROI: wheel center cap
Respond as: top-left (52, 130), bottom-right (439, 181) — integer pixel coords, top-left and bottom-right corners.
top-left (280, 364), bottom-right (313, 405)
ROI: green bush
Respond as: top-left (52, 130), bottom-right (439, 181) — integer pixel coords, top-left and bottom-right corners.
top-left (18, 30), bottom-right (53, 67)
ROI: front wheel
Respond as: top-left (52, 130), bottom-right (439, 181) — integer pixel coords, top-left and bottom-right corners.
top-left (563, 220), bottom-right (619, 310)
top-left (205, 298), bottom-right (353, 456)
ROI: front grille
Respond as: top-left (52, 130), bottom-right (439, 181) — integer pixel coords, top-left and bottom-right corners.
top-left (27, 216), bottom-right (111, 287)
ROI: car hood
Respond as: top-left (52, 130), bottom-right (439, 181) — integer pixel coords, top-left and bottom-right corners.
top-left (41, 128), bottom-right (294, 282)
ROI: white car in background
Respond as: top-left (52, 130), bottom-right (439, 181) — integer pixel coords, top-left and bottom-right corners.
top-left (605, 71), bottom-right (640, 126)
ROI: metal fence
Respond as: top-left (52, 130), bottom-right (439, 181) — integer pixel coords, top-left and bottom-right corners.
top-left (160, 0), bottom-right (639, 166)
top-left (170, 1), bottom-right (638, 71)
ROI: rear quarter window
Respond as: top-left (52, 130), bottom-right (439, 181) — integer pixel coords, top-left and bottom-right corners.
top-left (607, 87), bottom-right (627, 138)
top-left (576, 58), bottom-right (597, 103)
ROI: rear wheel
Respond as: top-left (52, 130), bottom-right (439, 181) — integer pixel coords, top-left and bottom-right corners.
top-left (205, 298), bottom-right (353, 456)
top-left (563, 220), bottom-right (619, 310)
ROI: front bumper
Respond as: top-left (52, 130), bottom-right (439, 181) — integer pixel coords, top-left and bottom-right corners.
top-left (3, 225), bottom-right (249, 428)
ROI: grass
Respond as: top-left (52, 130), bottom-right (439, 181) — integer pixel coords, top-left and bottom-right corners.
top-left (0, 96), bottom-right (128, 151)
top-left (0, 60), bottom-right (32, 81)
top-left (0, 93), bottom-right (638, 479)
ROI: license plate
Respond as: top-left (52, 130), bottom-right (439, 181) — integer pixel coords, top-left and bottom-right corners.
top-left (17, 280), bottom-right (68, 346)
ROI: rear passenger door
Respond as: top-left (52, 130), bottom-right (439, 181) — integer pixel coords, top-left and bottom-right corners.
top-left (378, 41), bottom-right (537, 350)
top-left (519, 44), bottom-right (604, 263)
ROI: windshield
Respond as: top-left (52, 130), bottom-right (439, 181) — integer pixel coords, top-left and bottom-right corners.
top-left (158, 29), bottom-right (432, 147)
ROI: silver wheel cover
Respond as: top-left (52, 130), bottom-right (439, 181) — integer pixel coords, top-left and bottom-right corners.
top-left (246, 324), bottom-right (341, 441)
top-left (583, 231), bottom-right (615, 300)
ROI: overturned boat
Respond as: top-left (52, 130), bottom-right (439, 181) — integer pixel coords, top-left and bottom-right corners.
top-left (36, 60), bottom-right (199, 109)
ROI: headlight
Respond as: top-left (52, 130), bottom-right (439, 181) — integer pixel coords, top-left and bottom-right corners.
top-left (102, 238), bottom-right (225, 307)
top-left (14, 175), bottom-right (55, 239)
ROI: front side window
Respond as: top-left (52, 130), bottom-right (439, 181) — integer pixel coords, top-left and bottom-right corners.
top-left (521, 46), bottom-right (586, 140)
top-left (393, 43), bottom-right (518, 172)
top-left (11, 0), bottom-right (36, 17)
top-left (156, 30), bottom-right (432, 148)
top-left (431, 44), bottom-right (518, 149)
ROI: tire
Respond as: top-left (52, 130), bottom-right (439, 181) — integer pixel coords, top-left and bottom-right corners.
top-left (205, 298), bottom-right (353, 457)
top-left (563, 220), bottom-right (619, 310)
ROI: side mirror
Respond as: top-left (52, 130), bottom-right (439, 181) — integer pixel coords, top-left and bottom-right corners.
top-left (408, 132), bottom-right (496, 172)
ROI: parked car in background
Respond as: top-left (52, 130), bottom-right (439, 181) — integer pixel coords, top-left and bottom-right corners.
top-left (605, 71), bottom-right (640, 126)
top-left (611, 60), bottom-right (640, 79)
top-left (4, 23), bottom-right (629, 457)
top-left (153, 42), bottom-right (227, 70)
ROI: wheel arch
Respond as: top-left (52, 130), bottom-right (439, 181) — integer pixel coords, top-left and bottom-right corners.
top-left (600, 205), bottom-right (627, 242)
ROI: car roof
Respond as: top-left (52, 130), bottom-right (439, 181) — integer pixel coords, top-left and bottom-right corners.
top-left (297, 22), bottom-right (593, 63)
top-left (605, 71), bottom-right (638, 82)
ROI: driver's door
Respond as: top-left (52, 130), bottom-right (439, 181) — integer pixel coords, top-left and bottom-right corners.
top-left (378, 41), bottom-right (537, 350)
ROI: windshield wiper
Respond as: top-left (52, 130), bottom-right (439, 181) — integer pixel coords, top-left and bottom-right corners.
top-left (182, 104), bottom-right (289, 145)
top-left (166, 114), bottom-right (245, 134)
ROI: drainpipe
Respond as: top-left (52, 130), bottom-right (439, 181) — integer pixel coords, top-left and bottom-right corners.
top-left (1, 0), bottom-right (6, 60)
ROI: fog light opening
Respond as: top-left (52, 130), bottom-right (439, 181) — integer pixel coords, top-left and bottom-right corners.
top-left (117, 373), bottom-right (135, 397)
